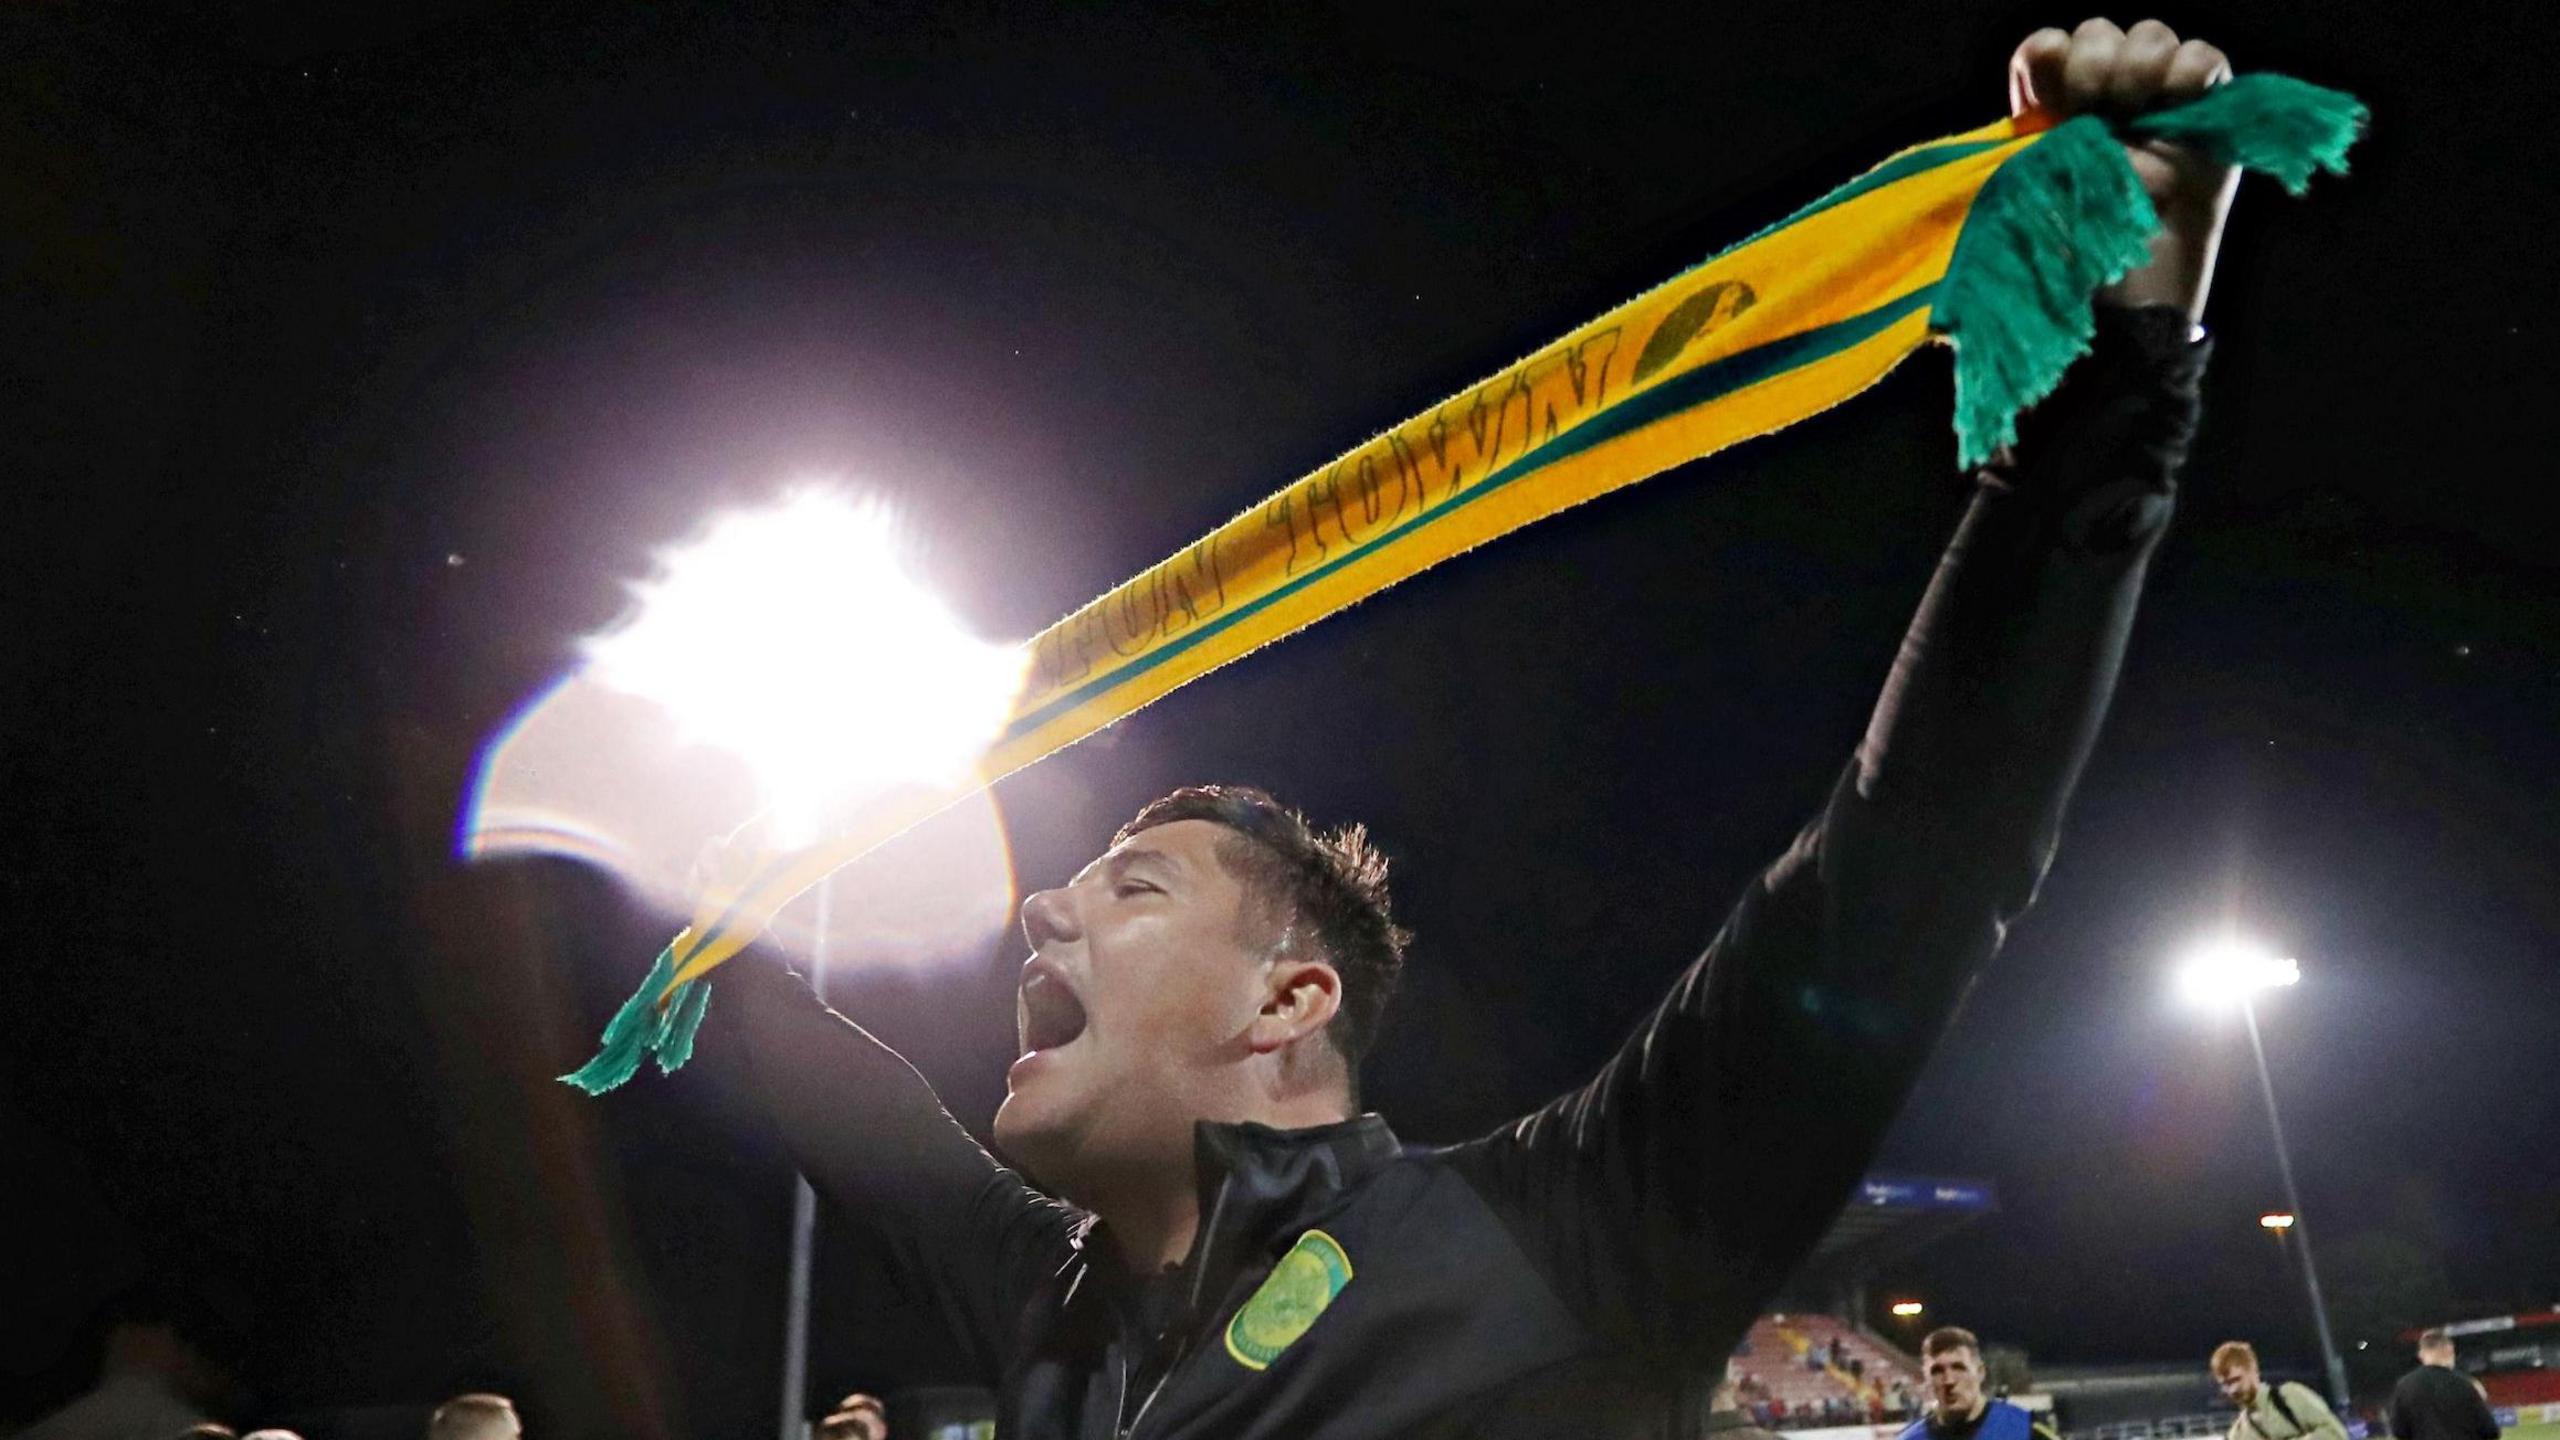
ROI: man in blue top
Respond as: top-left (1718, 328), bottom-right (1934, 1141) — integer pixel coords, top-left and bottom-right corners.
top-left (1902, 1329), bottom-right (2062, 1440)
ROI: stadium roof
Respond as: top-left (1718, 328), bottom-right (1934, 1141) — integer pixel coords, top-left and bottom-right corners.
top-left (2402, 1308), bottom-right (2560, 1342)
top-left (1807, 1174), bottom-right (1999, 1277)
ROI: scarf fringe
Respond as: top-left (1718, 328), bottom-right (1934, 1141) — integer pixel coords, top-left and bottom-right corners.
top-left (558, 942), bottom-right (709, 1095)
top-left (2128, 74), bottom-right (2367, 197)
top-left (1940, 74), bottom-right (2368, 468)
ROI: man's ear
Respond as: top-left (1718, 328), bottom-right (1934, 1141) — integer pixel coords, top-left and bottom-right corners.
top-left (1247, 958), bottom-right (1341, 1054)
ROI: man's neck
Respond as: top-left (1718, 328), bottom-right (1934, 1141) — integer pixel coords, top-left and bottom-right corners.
top-left (1099, 1185), bottom-right (1201, 1275)
top-left (1939, 1398), bottom-right (1990, 1428)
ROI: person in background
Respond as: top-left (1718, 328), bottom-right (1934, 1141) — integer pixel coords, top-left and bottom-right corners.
top-left (425, 1394), bottom-right (521, 1440)
top-left (818, 1392), bottom-right (889, 1440)
top-left (1707, 1378), bottom-right (1783, 1440)
top-left (2389, 1329), bottom-right (2501, 1440)
top-left (1903, 1328), bottom-right (2063, 1440)
top-left (19, 1291), bottom-right (234, 1440)
top-left (2210, 1341), bottom-right (2350, 1440)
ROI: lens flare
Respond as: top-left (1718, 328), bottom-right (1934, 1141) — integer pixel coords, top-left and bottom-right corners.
top-left (460, 483), bottom-right (1029, 968)
top-left (579, 487), bottom-right (1028, 841)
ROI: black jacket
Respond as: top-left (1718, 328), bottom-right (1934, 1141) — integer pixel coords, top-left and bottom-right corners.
top-left (719, 306), bottom-right (2211, 1438)
top-left (2390, 1366), bottom-right (2501, 1440)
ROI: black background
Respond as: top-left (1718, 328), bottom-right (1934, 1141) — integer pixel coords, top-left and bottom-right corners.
top-left (7, 2), bottom-right (2555, 1437)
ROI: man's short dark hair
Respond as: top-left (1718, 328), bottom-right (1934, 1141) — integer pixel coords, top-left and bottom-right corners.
top-left (1923, 1327), bottom-right (1982, 1359)
top-left (1116, 785), bottom-right (1410, 1088)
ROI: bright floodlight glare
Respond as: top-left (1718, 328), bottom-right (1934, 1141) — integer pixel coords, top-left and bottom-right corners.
top-left (2174, 936), bottom-right (2302, 1009)
top-left (581, 486), bottom-right (1027, 841)
top-left (1890, 1301), bottom-right (1926, 1317)
top-left (2260, 1212), bottom-right (2297, 1230)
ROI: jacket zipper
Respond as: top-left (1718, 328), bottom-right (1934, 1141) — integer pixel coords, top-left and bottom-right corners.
top-left (1115, 1179), bottom-right (1239, 1440)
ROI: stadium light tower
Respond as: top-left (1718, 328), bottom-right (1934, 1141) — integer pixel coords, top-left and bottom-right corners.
top-left (2176, 937), bottom-right (2350, 1410)
top-left (584, 485), bottom-right (1027, 1440)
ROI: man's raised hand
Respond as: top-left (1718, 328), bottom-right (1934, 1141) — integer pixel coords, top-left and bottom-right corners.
top-left (2010, 18), bottom-right (2239, 321)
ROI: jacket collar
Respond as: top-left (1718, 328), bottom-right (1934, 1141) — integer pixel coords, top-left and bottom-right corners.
top-left (1076, 1113), bottom-right (1401, 1337)
top-left (1187, 1114), bottom-right (1400, 1266)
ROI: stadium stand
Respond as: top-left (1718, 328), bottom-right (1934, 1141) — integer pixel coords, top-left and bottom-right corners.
top-left (2411, 1310), bottom-right (2560, 1409)
top-left (1736, 1314), bottom-right (1922, 1424)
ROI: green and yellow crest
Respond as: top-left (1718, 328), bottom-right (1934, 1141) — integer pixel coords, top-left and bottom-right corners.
top-left (1223, 1228), bottom-right (1354, 1371)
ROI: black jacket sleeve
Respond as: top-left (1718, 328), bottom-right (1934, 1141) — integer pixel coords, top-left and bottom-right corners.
top-left (1444, 305), bottom-right (2210, 1355)
top-left (713, 955), bottom-right (1083, 1380)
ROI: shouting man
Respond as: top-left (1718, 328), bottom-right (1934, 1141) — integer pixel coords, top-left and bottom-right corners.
top-left (718, 19), bottom-right (2241, 1438)
top-left (1905, 1328), bottom-right (2062, 1440)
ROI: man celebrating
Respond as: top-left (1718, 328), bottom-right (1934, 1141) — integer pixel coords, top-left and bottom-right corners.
top-left (2390, 1330), bottom-right (2502, 1440)
top-left (718, 19), bottom-right (2241, 1437)
top-left (2212, 1342), bottom-right (2351, 1440)
top-left (1902, 1329), bottom-right (2062, 1440)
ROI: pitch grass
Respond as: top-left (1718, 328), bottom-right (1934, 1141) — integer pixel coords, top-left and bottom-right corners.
top-left (2504, 1420), bottom-right (2560, 1440)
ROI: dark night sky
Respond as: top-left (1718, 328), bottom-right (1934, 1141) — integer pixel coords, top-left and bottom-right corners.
top-left (6, 2), bottom-right (2556, 1436)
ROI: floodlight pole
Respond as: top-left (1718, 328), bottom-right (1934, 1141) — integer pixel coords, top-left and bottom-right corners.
top-left (779, 877), bottom-right (833, 1440)
top-left (2241, 996), bottom-right (2351, 1410)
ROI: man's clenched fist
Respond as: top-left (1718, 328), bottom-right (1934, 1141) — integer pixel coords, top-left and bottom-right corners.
top-left (2011, 18), bottom-right (2239, 322)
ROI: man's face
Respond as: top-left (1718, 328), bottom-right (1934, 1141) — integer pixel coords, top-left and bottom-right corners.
top-left (2420, 1343), bottom-right (2455, 1369)
top-left (992, 819), bottom-right (1281, 1197)
top-left (1927, 1347), bottom-right (1986, 1421)
top-left (2217, 1362), bottom-right (2261, 1408)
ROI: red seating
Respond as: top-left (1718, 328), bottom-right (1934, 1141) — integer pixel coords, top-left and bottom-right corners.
top-left (2483, 1370), bottom-right (2560, 1407)
top-left (1735, 1314), bottom-right (1924, 1424)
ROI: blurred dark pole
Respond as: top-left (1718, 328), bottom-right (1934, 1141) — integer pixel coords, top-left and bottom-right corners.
top-left (777, 878), bottom-right (832, 1440)
top-left (2241, 997), bottom-right (2350, 1408)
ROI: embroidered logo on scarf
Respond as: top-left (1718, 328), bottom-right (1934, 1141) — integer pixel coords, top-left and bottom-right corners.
top-left (1225, 1229), bottom-right (1354, 1372)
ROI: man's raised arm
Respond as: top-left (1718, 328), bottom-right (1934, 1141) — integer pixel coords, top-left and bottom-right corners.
top-left (711, 955), bottom-right (1081, 1380)
top-left (1447, 18), bottom-right (2231, 1359)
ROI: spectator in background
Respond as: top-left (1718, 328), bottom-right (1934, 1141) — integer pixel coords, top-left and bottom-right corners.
top-left (2389, 1329), bottom-right (2500, 1440)
top-left (1903, 1328), bottom-right (2062, 1440)
top-left (818, 1392), bottom-right (889, 1440)
top-left (19, 1290), bottom-right (234, 1440)
top-left (427, 1394), bottom-right (521, 1440)
top-left (2211, 1341), bottom-right (2349, 1440)
top-left (1708, 1378), bottom-right (1783, 1440)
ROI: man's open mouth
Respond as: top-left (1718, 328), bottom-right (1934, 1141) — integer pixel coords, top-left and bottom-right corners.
top-left (1017, 960), bottom-right (1089, 1055)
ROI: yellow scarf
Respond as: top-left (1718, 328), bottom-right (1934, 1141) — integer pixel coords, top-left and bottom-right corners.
top-left (563, 76), bottom-right (2360, 1093)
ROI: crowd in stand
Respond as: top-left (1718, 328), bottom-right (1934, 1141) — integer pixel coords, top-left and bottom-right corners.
top-left (1727, 1316), bottom-right (1930, 1431)
top-left (1728, 1371), bottom-right (1926, 1431)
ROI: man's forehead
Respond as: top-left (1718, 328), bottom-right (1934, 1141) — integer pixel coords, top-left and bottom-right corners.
top-left (1080, 819), bottom-right (1229, 880)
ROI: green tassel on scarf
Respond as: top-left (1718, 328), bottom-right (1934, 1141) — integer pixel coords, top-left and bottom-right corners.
top-left (558, 941), bottom-right (711, 1094)
top-left (1937, 75), bottom-right (2367, 466)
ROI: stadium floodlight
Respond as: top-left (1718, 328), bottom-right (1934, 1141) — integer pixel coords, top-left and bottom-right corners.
top-left (2174, 937), bottom-right (2301, 1010)
top-left (582, 485), bottom-right (1027, 845)
top-left (2174, 932), bottom-right (2348, 1410)
top-left (1890, 1301), bottom-right (1926, 1318)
